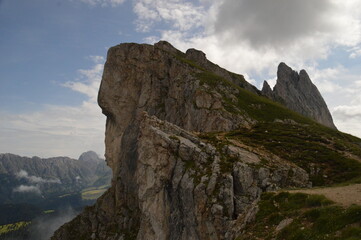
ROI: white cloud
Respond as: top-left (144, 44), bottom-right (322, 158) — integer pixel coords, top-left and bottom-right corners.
top-left (16, 170), bottom-right (61, 184)
top-left (88, 55), bottom-right (105, 63)
top-left (133, 0), bottom-right (206, 33)
top-left (0, 61), bottom-right (105, 159)
top-left (132, 0), bottom-right (361, 75)
top-left (305, 66), bottom-right (361, 138)
top-left (349, 46), bottom-right (361, 59)
top-left (333, 105), bottom-right (361, 139)
top-left (134, 0), bottom-right (361, 139)
top-left (63, 63), bottom-right (104, 102)
top-left (331, 78), bottom-right (361, 138)
top-left (13, 185), bottom-right (41, 195)
top-left (76, 0), bottom-right (125, 7)
top-left (334, 105), bottom-right (361, 119)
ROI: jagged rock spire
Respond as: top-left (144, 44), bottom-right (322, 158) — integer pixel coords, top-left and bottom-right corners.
top-left (262, 62), bottom-right (336, 129)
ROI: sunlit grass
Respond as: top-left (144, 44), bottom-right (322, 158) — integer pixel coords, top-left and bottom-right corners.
top-left (0, 221), bottom-right (31, 235)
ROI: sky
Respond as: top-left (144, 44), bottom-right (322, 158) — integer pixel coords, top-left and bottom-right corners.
top-left (0, 0), bottom-right (361, 159)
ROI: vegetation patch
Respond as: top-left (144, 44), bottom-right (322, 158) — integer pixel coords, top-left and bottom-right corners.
top-left (0, 221), bottom-right (31, 235)
top-left (196, 72), bottom-right (315, 124)
top-left (81, 185), bottom-right (109, 200)
top-left (227, 122), bottom-right (361, 186)
top-left (238, 192), bottom-right (361, 240)
top-left (43, 209), bottom-right (55, 214)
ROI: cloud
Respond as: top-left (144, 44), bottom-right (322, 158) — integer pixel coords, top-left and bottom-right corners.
top-left (334, 105), bottom-right (361, 119)
top-left (0, 60), bottom-right (105, 159)
top-left (303, 65), bottom-right (361, 138)
top-left (349, 45), bottom-right (361, 59)
top-left (333, 104), bottom-right (361, 139)
top-left (214, 0), bottom-right (361, 49)
top-left (138, 0), bottom-right (361, 74)
top-left (88, 55), bottom-right (105, 63)
top-left (16, 170), bottom-right (61, 184)
top-left (63, 63), bottom-right (104, 102)
top-left (133, 0), bottom-right (206, 32)
top-left (29, 207), bottom-right (78, 240)
top-left (331, 77), bottom-right (361, 137)
top-left (13, 185), bottom-right (41, 195)
top-left (76, 0), bottom-right (125, 7)
top-left (136, 0), bottom-right (361, 139)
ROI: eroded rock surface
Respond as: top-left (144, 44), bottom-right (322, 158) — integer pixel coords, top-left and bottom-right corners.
top-left (52, 112), bottom-right (309, 240)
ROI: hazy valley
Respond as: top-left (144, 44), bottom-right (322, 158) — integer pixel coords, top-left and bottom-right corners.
top-left (0, 151), bottom-right (111, 240)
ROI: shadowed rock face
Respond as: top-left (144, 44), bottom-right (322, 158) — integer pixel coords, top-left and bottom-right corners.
top-left (262, 62), bottom-right (336, 129)
top-left (50, 41), bottom-right (316, 240)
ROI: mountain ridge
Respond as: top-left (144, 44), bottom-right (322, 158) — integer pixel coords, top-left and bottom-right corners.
top-left (52, 41), bottom-right (361, 240)
top-left (0, 151), bottom-right (111, 203)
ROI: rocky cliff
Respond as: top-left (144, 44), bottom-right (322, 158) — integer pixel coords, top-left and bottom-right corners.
top-left (262, 62), bottom-right (336, 129)
top-left (52, 41), bottom-right (361, 240)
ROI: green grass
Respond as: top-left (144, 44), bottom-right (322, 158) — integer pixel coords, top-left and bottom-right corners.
top-left (227, 122), bottom-right (361, 186)
top-left (196, 71), bottom-right (316, 124)
top-left (173, 45), bottom-right (361, 186)
top-left (81, 184), bottom-right (110, 200)
top-left (58, 193), bottom-right (71, 198)
top-left (174, 54), bottom-right (206, 71)
top-left (238, 192), bottom-right (361, 240)
top-left (81, 188), bottom-right (108, 200)
top-left (43, 209), bottom-right (55, 214)
top-left (0, 221), bottom-right (31, 235)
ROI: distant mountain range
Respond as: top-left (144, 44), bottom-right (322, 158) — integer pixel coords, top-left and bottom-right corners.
top-left (0, 151), bottom-right (112, 240)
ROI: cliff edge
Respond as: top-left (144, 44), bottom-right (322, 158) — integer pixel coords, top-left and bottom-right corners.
top-left (51, 42), bottom-right (361, 240)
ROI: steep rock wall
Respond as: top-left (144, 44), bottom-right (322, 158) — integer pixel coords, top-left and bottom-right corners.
top-left (52, 112), bottom-right (309, 240)
top-left (52, 41), bottom-right (311, 240)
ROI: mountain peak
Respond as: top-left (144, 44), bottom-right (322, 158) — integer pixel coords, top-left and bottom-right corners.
top-left (154, 40), bottom-right (178, 54)
top-left (78, 151), bottom-right (102, 162)
top-left (261, 80), bottom-right (273, 99)
top-left (262, 62), bottom-right (336, 129)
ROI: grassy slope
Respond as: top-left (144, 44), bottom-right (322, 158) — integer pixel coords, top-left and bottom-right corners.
top-left (227, 122), bottom-right (361, 186)
top-left (171, 47), bottom-right (361, 239)
top-left (0, 221), bottom-right (31, 240)
top-left (238, 192), bottom-right (361, 240)
top-left (81, 185), bottom-right (110, 200)
top-left (174, 54), bottom-right (361, 187)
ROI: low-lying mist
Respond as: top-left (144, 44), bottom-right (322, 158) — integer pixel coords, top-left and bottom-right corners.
top-left (28, 207), bottom-right (78, 240)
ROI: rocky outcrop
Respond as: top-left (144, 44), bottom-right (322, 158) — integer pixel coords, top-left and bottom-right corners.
top-left (184, 47), bottom-right (259, 94)
top-left (97, 41), bottom-right (256, 172)
top-left (51, 42), bottom-right (313, 240)
top-left (52, 112), bottom-right (309, 240)
top-left (262, 62), bottom-right (336, 129)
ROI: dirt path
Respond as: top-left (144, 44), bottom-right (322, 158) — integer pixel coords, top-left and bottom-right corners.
top-left (288, 184), bottom-right (361, 207)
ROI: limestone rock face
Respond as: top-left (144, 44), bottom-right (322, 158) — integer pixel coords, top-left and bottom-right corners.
top-left (51, 112), bottom-right (309, 240)
top-left (262, 62), bottom-right (336, 129)
top-left (51, 42), bottom-right (313, 240)
top-left (97, 41), bottom-right (254, 172)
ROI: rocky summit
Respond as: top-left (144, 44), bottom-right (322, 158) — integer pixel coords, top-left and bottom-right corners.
top-left (262, 62), bottom-right (336, 129)
top-left (52, 41), bottom-right (361, 240)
